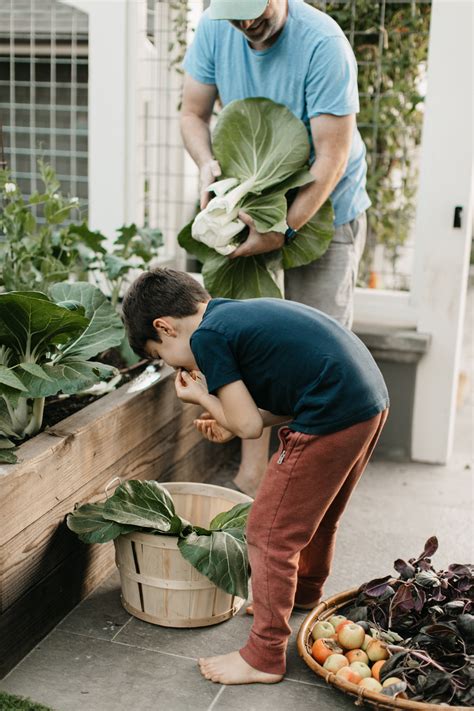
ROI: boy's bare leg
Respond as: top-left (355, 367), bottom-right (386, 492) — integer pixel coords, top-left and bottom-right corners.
top-left (198, 652), bottom-right (283, 685)
top-left (233, 427), bottom-right (271, 498)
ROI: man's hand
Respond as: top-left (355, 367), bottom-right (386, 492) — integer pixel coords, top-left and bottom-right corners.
top-left (194, 412), bottom-right (236, 443)
top-left (175, 369), bottom-right (208, 405)
top-left (199, 159), bottom-right (222, 209)
top-left (230, 211), bottom-right (285, 259)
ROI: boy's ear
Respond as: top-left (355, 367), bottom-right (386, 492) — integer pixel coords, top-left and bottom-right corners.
top-left (152, 317), bottom-right (176, 337)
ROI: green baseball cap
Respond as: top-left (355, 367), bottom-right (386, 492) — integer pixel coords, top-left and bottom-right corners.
top-left (209, 0), bottom-right (268, 21)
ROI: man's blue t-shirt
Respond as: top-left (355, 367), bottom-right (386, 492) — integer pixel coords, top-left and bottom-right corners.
top-left (190, 298), bottom-right (389, 435)
top-left (183, 0), bottom-right (371, 226)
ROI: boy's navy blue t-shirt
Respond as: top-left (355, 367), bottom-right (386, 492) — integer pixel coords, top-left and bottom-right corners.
top-left (190, 298), bottom-right (389, 435)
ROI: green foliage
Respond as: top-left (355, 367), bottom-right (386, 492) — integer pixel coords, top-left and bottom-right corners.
top-left (0, 162), bottom-right (163, 307)
top-left (67, 479), bottom-right (252, 597)
top-left (308, 0), bottom-right (432, 286)
top-left (0, 285), bottom-right (122, 462)
top-left (0, 691), bottom-right (54, 711)
top-left (0, 161), bottom-right (87, 293)
top-left (67, 222), bottom-right (163, 308)
top-left (168, 0), bottom-right (190, 76)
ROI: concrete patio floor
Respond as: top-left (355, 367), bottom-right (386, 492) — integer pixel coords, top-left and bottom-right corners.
top-left (1, 292), bottom-right (472, 711)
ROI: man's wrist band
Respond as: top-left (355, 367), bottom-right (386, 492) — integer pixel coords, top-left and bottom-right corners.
top-left (284, 226), bottom-right (298, 245)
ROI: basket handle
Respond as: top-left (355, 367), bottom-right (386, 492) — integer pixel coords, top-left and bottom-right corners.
top-left (104, 476), bottom-right (122, 498)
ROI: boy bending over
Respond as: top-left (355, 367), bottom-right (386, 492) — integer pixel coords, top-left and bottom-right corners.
top-left (122, 267), bottom-right (389, 686)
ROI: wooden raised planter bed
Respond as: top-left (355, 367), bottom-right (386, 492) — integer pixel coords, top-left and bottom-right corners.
top-left (0, 366), bottom-right (237, 678)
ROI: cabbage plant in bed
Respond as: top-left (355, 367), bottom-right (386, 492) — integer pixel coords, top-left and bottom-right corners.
top-left (178, 97), bottom-right (334, 299)
top-left (67, 479), bottom-right (251, 598)
top-left (0, 282), bottom-right (123, 463)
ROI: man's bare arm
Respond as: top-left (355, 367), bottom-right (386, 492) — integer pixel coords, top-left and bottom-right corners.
top-left (287, 113), bottom-right (355, 228)
top-left (180, 74), bottom-right (221, 208)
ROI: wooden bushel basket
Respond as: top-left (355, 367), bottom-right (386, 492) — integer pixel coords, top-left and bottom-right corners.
top-left (297, 586), bottom-right (467, 710)
top-left (114, 482), bottom-right (253, 628)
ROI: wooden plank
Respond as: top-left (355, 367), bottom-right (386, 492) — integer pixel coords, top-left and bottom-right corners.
top-left (0, 367), bottom-right (188, 546)
top-left (0, 540), bottom-right (115, 679)
top-left (1, 412), bottom-right (235, 613)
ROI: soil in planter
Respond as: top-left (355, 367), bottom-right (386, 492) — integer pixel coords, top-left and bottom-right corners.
top-left (42, 348), bottom-right (152, 429)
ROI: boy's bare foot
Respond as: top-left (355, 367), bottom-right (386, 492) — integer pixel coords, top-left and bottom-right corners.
top-left (198, 650), bottom-right (283, 685)
top-left (245, 600), bottom-right (320, 615)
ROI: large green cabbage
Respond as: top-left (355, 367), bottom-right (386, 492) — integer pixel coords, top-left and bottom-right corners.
top-left (179, 97), bottom-right (334, 298)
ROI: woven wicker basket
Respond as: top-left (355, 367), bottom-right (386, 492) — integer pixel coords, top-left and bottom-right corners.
top-left (296, 584), bottom-right (467, 710)
top-left (114, 481), bottom-right (253, 628)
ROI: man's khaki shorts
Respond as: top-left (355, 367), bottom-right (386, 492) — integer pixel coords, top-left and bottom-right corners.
top-left (282, 211), bottom-right (367, 329)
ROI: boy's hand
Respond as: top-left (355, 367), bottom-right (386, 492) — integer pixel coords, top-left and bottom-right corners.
top-left (175, 369), bottom-right (208, 405)
top-left (194, 412), bottom-right (235, 443)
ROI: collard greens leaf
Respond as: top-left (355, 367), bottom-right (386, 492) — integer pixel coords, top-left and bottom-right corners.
top-left (103, 480), bottom-right (178, 532)
top-left (66, 502), bottom-right (137, 543)
top-left (49, 282), bottom-right (124, 361)
top-left (212, 98), bottom-right (310, 193)
top-left (0, 365), bottom-right (28, 392)
top-left (202, 253), bottom-right (282, 299)
top-left (178, 527), bottom-right (249, 598)
top-left (241, 168), bottom-right (315, 234)
top-left (0, 291), bottom-right (89, 358)
top-left (210, 502), bottom-right (252, 531)
top-left (282, 199), bottom-right (334, 269)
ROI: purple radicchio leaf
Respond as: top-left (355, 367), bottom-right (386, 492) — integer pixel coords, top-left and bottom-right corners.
top-left (394, 558), bottom-right (416, 580)
top-left (414, 536), bottom-right (438, 564)
top-left (390, 582), bottom-right (416, 614)
top-left (360, 574), bottom-right (392, 598)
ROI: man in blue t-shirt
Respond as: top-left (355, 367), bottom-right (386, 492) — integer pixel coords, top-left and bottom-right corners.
top-left (122, 268), bottom-right (389, 686)
top-left (181, 0), bottom-right (371, 496)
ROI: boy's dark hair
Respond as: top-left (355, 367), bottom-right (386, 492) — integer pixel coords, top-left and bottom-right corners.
top-left (122, 267), bottom-right (209, 358)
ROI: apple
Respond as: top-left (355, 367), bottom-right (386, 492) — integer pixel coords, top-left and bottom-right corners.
top-left (335, 666), bottom-right (361, 684)
top-left (337, 623), bottom-right (366, 650)
top-left (312, 621), bottom-right (335, 640)
top-left (328, 614), bottom-right (346, 630)
top-left (382, 677), bottom-right (404, 688)
top-left (361, 634), bottom-right (373, 651)
top-left (366, 639), bottom-right (389, 662)
top-left (349, 661), bottom-right (371, 679)
top-left (311, 638), bottom-right (342, 665)
top-left (335, 619), bottom-right (353, 634)
top-left (345, 649), bottom-right (369, 665)
top-left (323, 653), bottom-right (349, 673)
top-left (358, 677), bottom-right (383, 692)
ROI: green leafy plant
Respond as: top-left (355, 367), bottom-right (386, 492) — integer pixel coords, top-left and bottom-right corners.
top-left (309, 0), bottom-right (432, 287)
top-left (0, 162), bottom-right (163, 307)
top-left (67, 222), bottom-right (163, 309)
top-left (179, 98), bottom-right (334, 298)
top-left (67, 479), bottom-right (252, 598)
top-left (0, 690), bottom-right (54, 711)
top-left (0, 161), bottom-right (88, 292)
top-left (0, 283), bottom-right (123, 463)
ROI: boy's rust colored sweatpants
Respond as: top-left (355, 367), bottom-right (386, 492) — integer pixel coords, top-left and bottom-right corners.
top-left (239, 409), bottom-right (389, 675)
